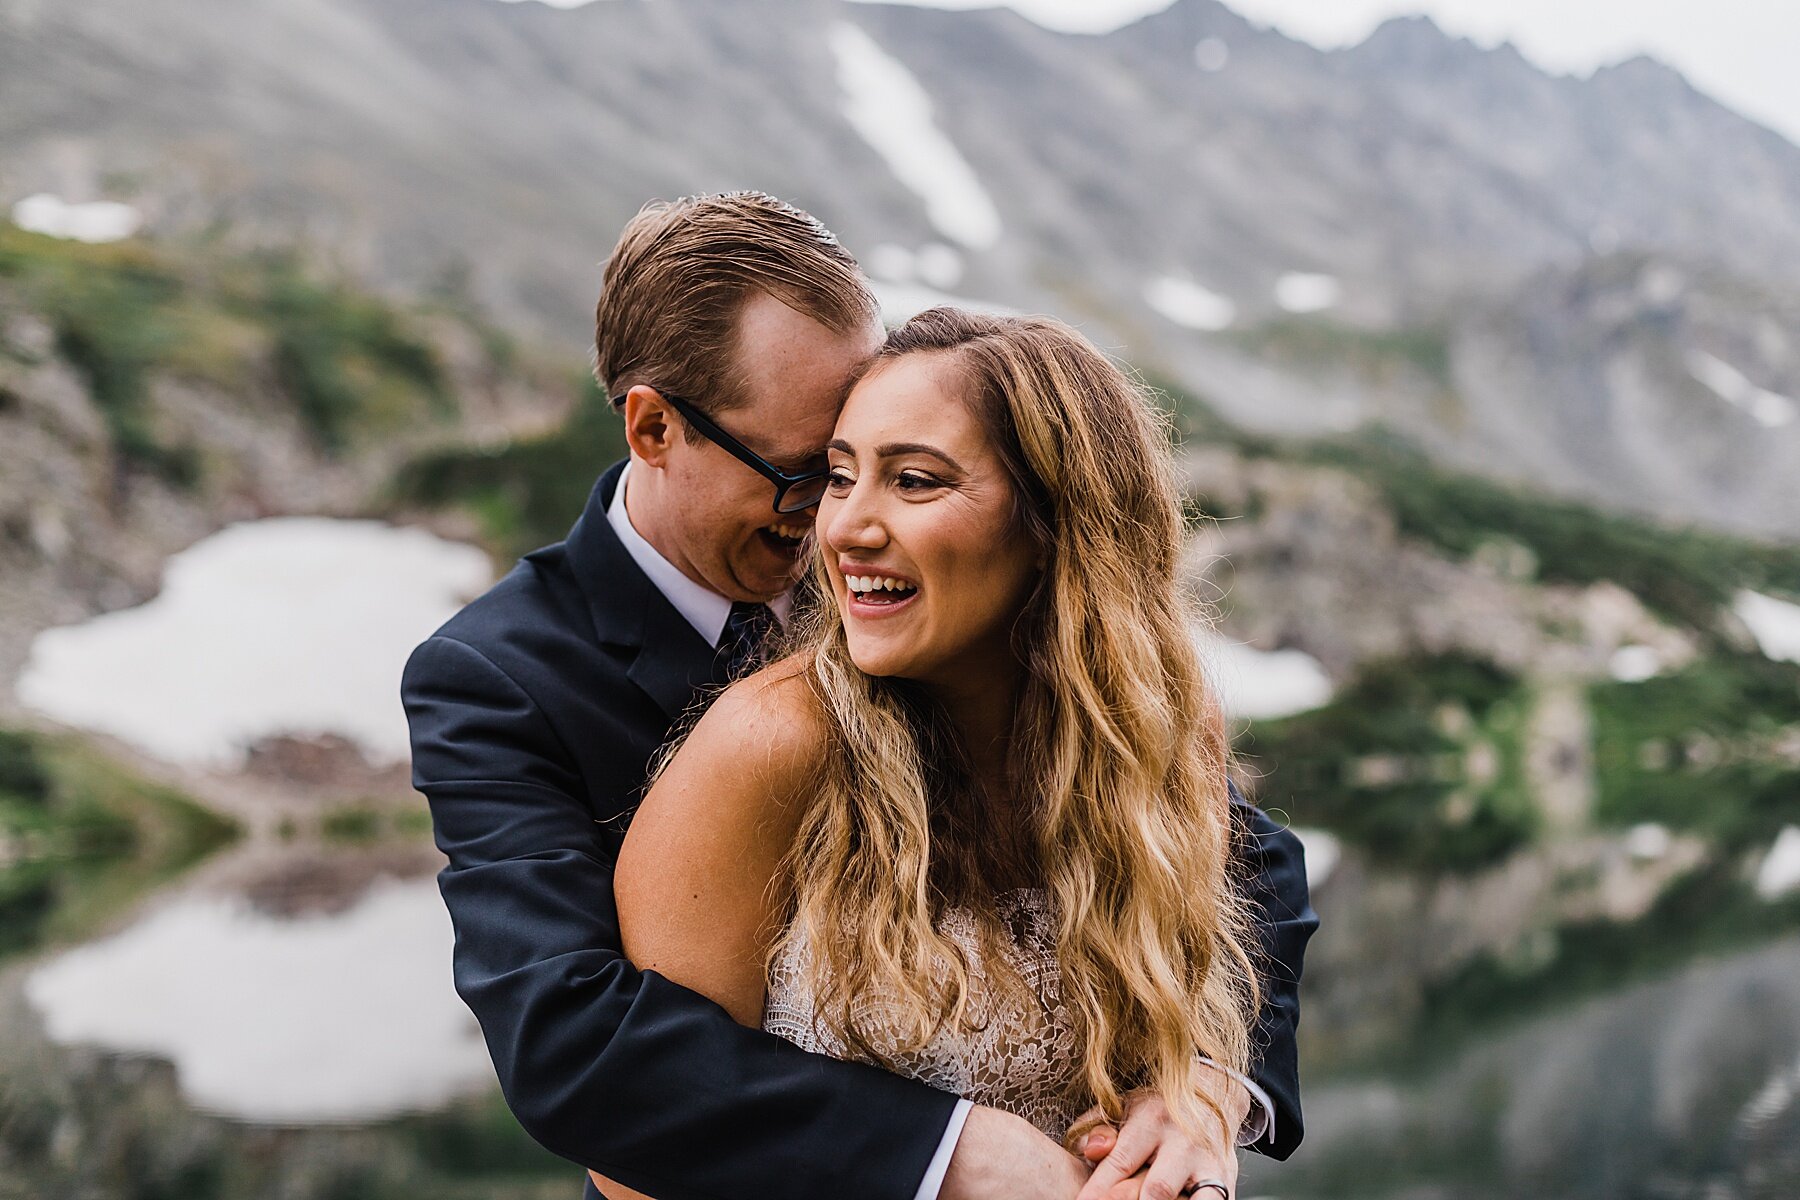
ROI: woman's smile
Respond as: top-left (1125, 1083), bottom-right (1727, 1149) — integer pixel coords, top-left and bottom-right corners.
top-left (841, 566), bottom-right (920, 618)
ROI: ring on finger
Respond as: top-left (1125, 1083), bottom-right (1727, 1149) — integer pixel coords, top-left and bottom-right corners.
top-left (1184, 1181), bottom-right (1230, 1199)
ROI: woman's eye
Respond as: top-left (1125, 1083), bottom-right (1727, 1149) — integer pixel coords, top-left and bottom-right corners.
top-left (896, 472), bottom-right (941, 492)
top-left (824, 468), bottom-right (854, 491)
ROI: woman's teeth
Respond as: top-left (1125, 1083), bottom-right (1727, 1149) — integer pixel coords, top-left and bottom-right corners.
top-left (846, 575), bottom-right (917, 595)
top-left (766, 522), bottom-right (807, 542)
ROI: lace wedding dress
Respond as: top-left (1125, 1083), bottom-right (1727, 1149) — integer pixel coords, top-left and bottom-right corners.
top-left (762, 888), bottom-right (1088, 1138)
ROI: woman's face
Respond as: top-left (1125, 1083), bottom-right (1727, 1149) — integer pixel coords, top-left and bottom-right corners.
top-left (820, 353), bottom-right (1041, 691)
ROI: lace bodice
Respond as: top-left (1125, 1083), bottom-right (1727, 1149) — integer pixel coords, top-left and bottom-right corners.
top-left (762, 888), bottom-right (1088, 1138)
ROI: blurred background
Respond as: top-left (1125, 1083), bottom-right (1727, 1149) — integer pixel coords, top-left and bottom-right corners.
top-left (2, 0), bottom-right (1799, 1196)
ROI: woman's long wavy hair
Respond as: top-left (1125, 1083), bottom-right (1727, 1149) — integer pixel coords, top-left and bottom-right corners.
top-left (772, 307), bottom-right (1262, 1137)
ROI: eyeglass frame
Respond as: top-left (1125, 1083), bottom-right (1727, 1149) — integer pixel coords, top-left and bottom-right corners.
top-left (609, 387), bottom-right (830, 514)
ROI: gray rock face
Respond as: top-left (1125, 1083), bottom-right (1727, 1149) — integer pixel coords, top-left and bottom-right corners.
top-left (1441, 257), bottom-right (1800, 540)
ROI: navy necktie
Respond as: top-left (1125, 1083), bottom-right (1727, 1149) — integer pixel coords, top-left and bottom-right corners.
top-left (718, 601), bottom-right (778, 679)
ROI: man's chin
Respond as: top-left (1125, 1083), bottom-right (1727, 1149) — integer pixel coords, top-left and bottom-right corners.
top-left (743, 539), bottom-right (805, 589)
top-left (753, 527), bottom-right (809, 561)
top-left (734, 565), bottom-right (801, 603)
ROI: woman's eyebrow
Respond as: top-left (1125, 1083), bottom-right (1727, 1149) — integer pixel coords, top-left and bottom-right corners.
top-left (827, 439), bottom-right (964, 471)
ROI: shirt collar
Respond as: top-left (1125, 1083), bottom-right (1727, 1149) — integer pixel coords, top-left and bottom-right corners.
top-left (606, 461), bottom-right (792, 647)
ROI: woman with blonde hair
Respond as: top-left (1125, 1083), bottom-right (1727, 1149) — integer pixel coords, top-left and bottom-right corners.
top-left (596, 308), bottom-right (1276, 1200)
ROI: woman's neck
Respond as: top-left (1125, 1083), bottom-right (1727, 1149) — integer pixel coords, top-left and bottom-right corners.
top-left (915, 650), bottom-right (1044, 890)
top-left (927, 666), bottom-right (1023, 809)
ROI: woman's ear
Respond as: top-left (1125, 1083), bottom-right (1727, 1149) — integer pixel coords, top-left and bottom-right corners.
top-left (621, 384), bottom-right (677, 467)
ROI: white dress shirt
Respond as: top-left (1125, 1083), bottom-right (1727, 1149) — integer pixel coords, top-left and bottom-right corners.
top-left (606, 462), bottom-right (791, 643)
top-left (605, 463), bottom-right (1267, 1197)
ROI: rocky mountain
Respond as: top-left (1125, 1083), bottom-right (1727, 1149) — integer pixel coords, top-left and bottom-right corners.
top-left (2, 0), bottom-right (1797, 538)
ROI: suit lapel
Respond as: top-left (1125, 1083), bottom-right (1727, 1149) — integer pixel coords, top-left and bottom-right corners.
top-left (628, 587), bottom-right (723, 721)
top-left (563, 461), bottom-right (720, 723)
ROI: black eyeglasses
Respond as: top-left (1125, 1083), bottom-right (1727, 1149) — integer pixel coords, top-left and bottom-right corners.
top-left (610, 389), bottom-right (830, 514)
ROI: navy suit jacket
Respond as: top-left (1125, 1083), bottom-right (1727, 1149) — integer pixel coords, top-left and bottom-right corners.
top-left (402, 461), bottom-right (1316, 1200)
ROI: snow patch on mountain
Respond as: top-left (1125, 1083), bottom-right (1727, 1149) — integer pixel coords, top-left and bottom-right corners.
top-left (11, 194), bottom-right (142, 243)
top-left (1687, 350), bottom-right (1797, 428)
top-left (830, 23), bottom-right (1003, 250)
top-left (1145, 276), bottom-right (1236, 331)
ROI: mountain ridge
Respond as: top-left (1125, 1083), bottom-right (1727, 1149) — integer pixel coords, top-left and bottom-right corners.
top-left (2, 0), bottom-right (1797, 538)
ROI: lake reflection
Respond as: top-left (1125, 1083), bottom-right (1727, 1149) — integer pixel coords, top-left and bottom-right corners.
top-left (8, 512), bottom-right (1800, 1198)
top-left (24, 870), bottom-right (494, 1124)
top-left (17, 518), bottom-right (492, 769)
top-left (1245, 936), bottom-right (1800, 1200)
top-left (0, 516), bottom-right (571, 1195)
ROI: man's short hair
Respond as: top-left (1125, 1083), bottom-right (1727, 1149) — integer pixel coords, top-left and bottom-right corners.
top-left (594, 192), bottom-right (880, 421)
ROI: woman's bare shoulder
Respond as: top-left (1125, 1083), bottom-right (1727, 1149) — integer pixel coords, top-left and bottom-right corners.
top-left (653, 653), bottom-right (831, 822)
top-left (614, 654), bottom-right (831, 1017)
top-left (676, 658), bottom-right (831, 788)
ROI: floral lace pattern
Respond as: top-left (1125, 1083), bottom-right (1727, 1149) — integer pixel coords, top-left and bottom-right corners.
top-left (762, 888), bottom-right (1089, 1138)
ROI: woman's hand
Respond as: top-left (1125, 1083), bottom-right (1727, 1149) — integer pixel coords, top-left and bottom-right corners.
top-left (1065, 1080), bottom-right (1247, 1200)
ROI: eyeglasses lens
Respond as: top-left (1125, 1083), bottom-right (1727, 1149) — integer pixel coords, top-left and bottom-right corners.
top-left (777, 477), bottom-right (828, 513)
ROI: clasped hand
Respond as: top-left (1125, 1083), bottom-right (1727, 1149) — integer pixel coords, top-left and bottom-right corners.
top-left (1062, 1081), bottom-right (1246, 1200)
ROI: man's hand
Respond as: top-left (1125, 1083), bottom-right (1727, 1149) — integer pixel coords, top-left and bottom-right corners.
top-left (1067, 1080), bottom-right (1248, 1200)
top-left (939, 1105), bottom-right (1093, 1200)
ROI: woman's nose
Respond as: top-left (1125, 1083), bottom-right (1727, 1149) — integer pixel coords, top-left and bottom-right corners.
top-left (822, 479), bottom-right (888, 553)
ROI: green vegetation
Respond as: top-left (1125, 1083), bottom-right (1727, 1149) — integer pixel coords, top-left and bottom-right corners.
top-left (1243, 653), bottom-right (1537, 873)
top-left (1158, 370), bottom-right (1800, 635)
top-left (0, 728), bottom-right (50, 798)
top-left (261, 261), bottom-right (452, 452)
top-left (1244, 1085), bottom-right (1510, 1200)
top-left (392, 1092), bottom-right (570, 1183)
top-left (0, 727), bottom-right (237, 960)
top-left (319, 804), bottom-right (433, 843)
top-left (320, 807), bottom-right (383, 842)
top-left (1299, 431), bottom-right (1800, 634)
top-left (1414, 862), bottom-right (1800, 1064)
top-left (0, 229), bottom-right (198, 483)
top-left (0, 223), bottom-right (456, 471)
top-left (0, 1082), bottom-right (572, 1200)
top-left (392, 378), bottom-right (626, 560)
top-left (1229, 316), bottom-right (1454, 386)
top-left (1589, 651), bottom-right (1800, 850)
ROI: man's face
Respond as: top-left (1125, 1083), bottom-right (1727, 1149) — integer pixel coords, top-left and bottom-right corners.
top-left (655, 291), bottom-right (884, 602)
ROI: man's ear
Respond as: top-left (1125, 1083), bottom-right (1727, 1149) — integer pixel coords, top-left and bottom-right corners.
top-left (621, 384), bottom-right (678, 468)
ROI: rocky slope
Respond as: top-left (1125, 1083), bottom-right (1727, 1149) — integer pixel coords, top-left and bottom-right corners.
top-left (1174, 419), bottom-right (1800, 1082)
top-left (0, 227), bottom-right (576, 699)
top-left (2, 0), bottom-right (1799, 536)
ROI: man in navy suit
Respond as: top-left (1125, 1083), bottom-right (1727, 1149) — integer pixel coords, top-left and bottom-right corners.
top-left (402, 192), bottom-right (1316, 1200)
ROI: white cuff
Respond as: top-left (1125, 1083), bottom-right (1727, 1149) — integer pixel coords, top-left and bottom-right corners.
top-left (913, 1098), bottom-right (975, 1200)
top-left (1195, 1056), bottom-right (1274, 1148)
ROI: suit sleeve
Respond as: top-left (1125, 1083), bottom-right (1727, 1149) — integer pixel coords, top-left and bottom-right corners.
top-left (1227, 778), bottom-right (1318, 1161)
top-left (402, 635), bottom-right (959, 1200)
